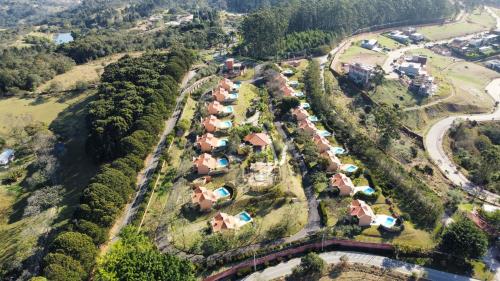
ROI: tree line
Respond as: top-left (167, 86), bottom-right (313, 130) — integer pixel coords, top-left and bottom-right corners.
top-left (304, 60), bottom-right (443, 228)
top-left (40, 49), bottom-right (195, 281)
top-left (240, 0), bottom-right (454, 58)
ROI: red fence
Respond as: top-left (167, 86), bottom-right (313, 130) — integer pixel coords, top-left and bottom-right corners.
top-left (203, 238), bottom-right (394, 281)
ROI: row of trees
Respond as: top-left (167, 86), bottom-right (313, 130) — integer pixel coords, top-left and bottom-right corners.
top-left (304, 60), bottom-right (443, 228)
top-left (240, 0), bottom-right (454, 58)
top-left (41, 49), bottom-right (194, 280)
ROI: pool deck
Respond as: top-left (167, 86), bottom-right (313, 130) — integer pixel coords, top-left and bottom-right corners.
top-left (372, 214), bottom-right (396, 228)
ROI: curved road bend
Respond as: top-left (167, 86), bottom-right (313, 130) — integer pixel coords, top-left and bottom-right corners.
top-left (106, 70), bottom-right (199, 243)
top-left (242, 251), bottom-right (479, 281)
top-left (425, 78), bottom-right (500, 205)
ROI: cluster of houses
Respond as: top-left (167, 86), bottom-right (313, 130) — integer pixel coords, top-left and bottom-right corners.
top-left (190, 77), bottom-right (277, 232)
top-left (447, 31), bottom-right (499, 57)
top-left (396, 54), bottom-right (437, 96)
top-left (388, 27), bottom-right (425, 44)
top-left (276, 71), bottom-right (304, 98)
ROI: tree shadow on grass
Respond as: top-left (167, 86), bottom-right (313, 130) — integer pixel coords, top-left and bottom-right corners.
top-left (48, 93), bottom-right (99, 225)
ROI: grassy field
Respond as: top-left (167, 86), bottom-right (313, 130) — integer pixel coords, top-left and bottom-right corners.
top-left (339, 45), bottom-right (386, 67)
top-left (0, 91), bottom-right (98, 275)
top-left (371, 80), bottom-right (422, 108)
top-left (36, 52), bottom-right (142, 93)
top-left (418, 9), bottom-right (496, 41)
top-left (234, 82), bottom-right (259, 124)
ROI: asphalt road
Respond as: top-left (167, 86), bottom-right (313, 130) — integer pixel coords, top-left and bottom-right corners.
top-left (242, 251), bottom-right (480, 281)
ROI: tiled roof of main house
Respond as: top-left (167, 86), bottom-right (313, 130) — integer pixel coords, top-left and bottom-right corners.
top-left (211, 212), bottom-right (238, 232)
top-left (207, 101), bottom-right (225, 115)
top-left (193, 153), bottom-right (218, 169)
top-left (350, 199), bottom-right (375, 218)
top-left (196, 133), bottom-right (220, 148)
top-left (330, 173), bottom-right (354, 188)
top-left (192, 186), bottom-right (218, 204)
top-left (244, 133), bottom-right (272, 147)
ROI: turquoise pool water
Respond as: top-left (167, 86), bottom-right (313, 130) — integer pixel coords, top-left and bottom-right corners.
top-left (294, 92), bottom-right (305, 97)
top-left (362, 187), bottom-right (375, 195)
top-left (214, 187), bottom-right (230, 198)
top-left (218, 139), bottom-right (228, 147)
top-left (344, 164), bottom-right (358, 173)
top-left (220, 121), bottom-right (233, 128)
top-left (289, 81), bottom-right (299, 87)
top-left (300, 103), bottom-right (310, 109)
top-left (330, 147), bottom-right (345, 155)
top-left (218, 158), bottom-right (229, 167)
top-left (318, 130), bottom-right (332, 137)
top-left (308, 116), bottom-right (319, 122)
top-left (383, 217), bottom-right (396, 228)
top-left (225, 106), bottom-right (234, 113)
top-left (54, 33), bottom-right (74, 45)
top-left (283, 69), bottom-right (294, 75)
top-left (229, 93), bottom-right (239, 99)
top-left (238, 211), bottom-right (252, 222)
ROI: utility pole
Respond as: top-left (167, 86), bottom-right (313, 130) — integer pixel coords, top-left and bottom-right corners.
top-left (253, 251), bottom-right (257, 272)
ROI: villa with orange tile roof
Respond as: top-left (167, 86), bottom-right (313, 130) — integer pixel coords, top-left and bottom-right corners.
top-left (349, 199), bottom-right (376, 226)
top-left (212, 87), bottom-right (230, 103)
top-left (192, 186), bottom-right (218, 211)
top-left (219, 78), bottom-right (235, 92)
top-left (196, 133), bottom-right (223, 152)
top-left (321, 150), bottom-right (341, 172)
top-left (292, 107), bottom-right (310, 121)
top-left (207, 101), bottom-right (227, 115)
top-left (193, 153), bottom-right (218, 175)
top-left (313, 133), bottom-right (331, 153)
top-left (244, 133), bottom-right (272, 149)
top-left (211, 212), bottom-right (238, 232)
top-left (202, 115), bottom-right (220, 133)
top-left (330, 173), bottom-right (355, 196)
top-left (298, 119), bottom-right (317, 135)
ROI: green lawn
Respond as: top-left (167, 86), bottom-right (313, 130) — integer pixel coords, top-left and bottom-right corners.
top-left (339, 45), bottom-right (386, 66)
top-left (234, 82), bottom-right (258, 124)
top-left (371, 80), bottom-right (423, 108)
top-left (418, 9), bottom-right (496, 41)
top-left (235, 67), bottom-right (255, 81)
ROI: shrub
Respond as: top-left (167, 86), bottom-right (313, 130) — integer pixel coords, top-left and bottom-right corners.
top-left (23, 185), bottom-right (63, 217)
top-left (43, 253), bottom-right (86, 281)
top-left (50, 232), bottom-right (97, 270)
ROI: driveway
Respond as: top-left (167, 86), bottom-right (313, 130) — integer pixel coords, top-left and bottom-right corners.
top-left (242, 251), bottom-right (479, 281)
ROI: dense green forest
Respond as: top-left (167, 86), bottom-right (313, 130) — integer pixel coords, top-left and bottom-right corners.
top-left (240, 0), bottom-right (454, 58)
top-left (41, 49), bottom-right (194, 280)
top-left (449, 121), bottom-right (500, 193)
top-left (0, 44), bottom-right (75, 95)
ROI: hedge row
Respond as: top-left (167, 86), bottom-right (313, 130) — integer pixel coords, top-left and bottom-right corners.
top-left (41, 49), bottom-right (195, 281)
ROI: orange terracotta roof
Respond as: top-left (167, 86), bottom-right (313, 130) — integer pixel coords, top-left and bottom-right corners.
top-left (244, 133), bottom-right (272, 147)
top-left (350, 199), bottom-right (375, 218)
top-left (330, 173), bottom-right (354, 188)
top-left (196, 133), bottom-right (220, 148)
top-left (207, 101), bottom-right (225, 114)
top-left (193, 153), bottom-right (218, 169)
top-left (211, 212), bottom-right (238, 232)
top-left (192, 186), bottom-right (218, 204)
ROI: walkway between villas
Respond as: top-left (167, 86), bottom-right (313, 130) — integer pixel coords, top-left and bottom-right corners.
top-left (242, 251), bottom-right (479, 281)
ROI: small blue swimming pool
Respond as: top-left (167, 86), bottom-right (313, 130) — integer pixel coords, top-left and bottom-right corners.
top-left (282, 69), bottom-right (294, 76)
top-left (219, 121), bottom-right (233, 128)
top-left (218, 139), bottom-right (228, 147)
top-left (300, 103), bottom-right (310, 109)
top-left (225, 106), bottom-right (234, 113)
top-left (363, 187), bottom-right (375, 195)
top-left (214, 187), bottom-right (230, 198)
top-left (218, 158), bottom-right (229, 167)
top-left (318, 130), bottom-right (332, 137)
top-left (330, 147), bottom-right (345, 155)
top-left (294, 92), bottom-right (305, 98)
top-left (229, 93), bottom-right (239, 99)
top-left (308, 116), bottom-right (319, 122)
top-left (344, 164), bottom-right (358, 173)
top-left (238, 211), bottom-right (252, 222)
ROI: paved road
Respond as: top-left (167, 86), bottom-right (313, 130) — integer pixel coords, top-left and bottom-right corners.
top-left (243, 251), bottom-right (479, 281)
top-left (107, 70), bottom-right (198, 242)
top-left (424, 7), bottom-right (500, 206)
top-left (425, 78), bottom-right (500, 205)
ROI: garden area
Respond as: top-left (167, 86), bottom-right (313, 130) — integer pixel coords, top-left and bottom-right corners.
top-left (140, 77), bottom-right (308, 256)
